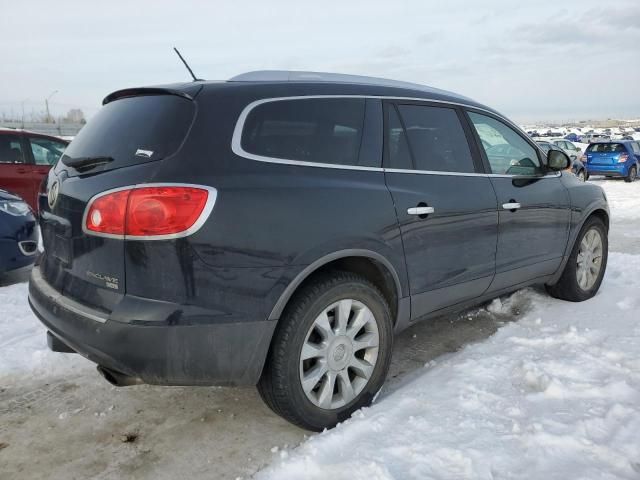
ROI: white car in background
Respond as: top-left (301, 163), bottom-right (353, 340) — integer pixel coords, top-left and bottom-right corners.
top-left (548, 138), bottom-right (583, 161)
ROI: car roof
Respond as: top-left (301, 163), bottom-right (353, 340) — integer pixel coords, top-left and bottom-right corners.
top-left (104, 70), bottom-right (498, 114)
top-left (0, 127), bottom-right (69, 142)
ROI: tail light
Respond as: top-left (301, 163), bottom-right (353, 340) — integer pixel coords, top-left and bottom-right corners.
top-left (84, 184), bottom-right (216, 240)
top-left (617, 153), bottom-right (629, 163)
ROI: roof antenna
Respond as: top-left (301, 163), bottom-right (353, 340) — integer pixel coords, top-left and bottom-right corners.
top-left (173, 47), bottom-right (203, 82)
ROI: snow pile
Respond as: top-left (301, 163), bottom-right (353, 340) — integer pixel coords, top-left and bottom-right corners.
top-left (0, 282), bottom-right (86, 382)
top-left (259, 255), bottom-right (640, 479)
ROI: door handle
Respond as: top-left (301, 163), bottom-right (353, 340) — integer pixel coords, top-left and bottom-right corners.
top-left (407, 206), bottom-right (435, 215)
top-left (502, 202), bottom-right (521, 211)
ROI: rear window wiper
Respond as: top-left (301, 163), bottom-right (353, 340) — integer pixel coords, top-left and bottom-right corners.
top-left (61, 155), bottom-right (115, 169)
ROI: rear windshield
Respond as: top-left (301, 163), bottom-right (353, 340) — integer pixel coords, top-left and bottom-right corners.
top-left (61, 95), bottom-right (194, 171)
top-left (586, 143), bottom-right (625, 153)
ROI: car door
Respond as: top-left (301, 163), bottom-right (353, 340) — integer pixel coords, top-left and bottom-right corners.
top-left (383, 101), bottom-right (498, 319)
top-left (25, 135), bottom-right (68, 210)
top-left (465, 110), bottom-right (571, 292)
top-left (0, 133), bottom-right (32, 204)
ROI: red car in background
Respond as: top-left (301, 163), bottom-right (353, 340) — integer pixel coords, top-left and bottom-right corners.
top-left (0, 128), bottom-right (69, 212)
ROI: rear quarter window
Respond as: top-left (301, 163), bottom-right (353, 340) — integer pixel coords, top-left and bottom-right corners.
top-left (240, 98), bottom-right (368, 167)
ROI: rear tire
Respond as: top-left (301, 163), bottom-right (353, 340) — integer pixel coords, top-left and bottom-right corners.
top-left (625, 165), bottom-right (637, 183)
top-left (546, 216), bottom-right (608, 302)
top-left (258, 272), bottom-right (393, 431)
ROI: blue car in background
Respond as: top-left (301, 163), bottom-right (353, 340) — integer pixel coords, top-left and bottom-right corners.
top-left (0, 189), bottom-right (38, 275)
top-left (583, 141), bottom-right (640, 182)
top-left (564, 133), bottom-right (580, 142)
top-left (536, 140), bottom-right (588, 181)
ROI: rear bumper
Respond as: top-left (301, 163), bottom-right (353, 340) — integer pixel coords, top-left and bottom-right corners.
top-left (28, 266), bottom-right (276, 386)
top-left (585, 164), bottom-right (628, 176)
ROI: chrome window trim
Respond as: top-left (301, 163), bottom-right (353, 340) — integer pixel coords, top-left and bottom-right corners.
top-left (384, 168), bottom-right (560, 179)
top-left (82, 183), bottom-right (218, 241)
top-left (231, 94), bottom-right (553, 179)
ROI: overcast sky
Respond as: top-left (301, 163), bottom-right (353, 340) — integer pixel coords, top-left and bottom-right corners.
top-left (1, 0), bottom-right (639, 123)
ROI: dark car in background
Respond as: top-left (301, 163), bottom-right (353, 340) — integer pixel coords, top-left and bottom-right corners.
top-left (0, 189), bottom-right (38, 275)
top-left (29, 71), bottom-right (609, 431)
top-left (582, 141), bottom-right (640, 182)
top-left (537, 140), bottom-right (587, 181)
top-left (0, 129), bottom-right (68, 212)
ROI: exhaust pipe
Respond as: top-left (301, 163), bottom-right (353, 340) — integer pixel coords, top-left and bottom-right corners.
top-left (97, 365), bottom-right (143, 387)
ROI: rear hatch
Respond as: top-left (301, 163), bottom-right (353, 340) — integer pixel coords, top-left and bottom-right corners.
top-left (39, 90), bottom-right (197, 312)
top-left (585, 143), bottom-right (626, 165)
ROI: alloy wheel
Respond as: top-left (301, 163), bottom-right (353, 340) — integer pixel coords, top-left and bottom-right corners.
top-left (299, 299), bottom-right (379, 410)
top-left (576, 228), bottom-right (604, 291)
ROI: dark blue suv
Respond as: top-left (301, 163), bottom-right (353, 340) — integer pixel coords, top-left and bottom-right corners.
top-left (29, 71), bottom-right (610, 430)
top-left (583, 140), bottom-right (640, 182)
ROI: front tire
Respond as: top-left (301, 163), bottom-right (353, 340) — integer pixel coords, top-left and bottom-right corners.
top-left (258, 272), bottom-right (393, 431)
top-left (577, 169), bottom-right (586, 182)
top-left (546, 216), bottom-right (608, 302)
top-left (625, 165), bottom-right (637, 183)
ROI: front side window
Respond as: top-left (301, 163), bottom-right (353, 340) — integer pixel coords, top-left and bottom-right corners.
top-left (29, 137), bottom-right (67, 165)
top-left (468, 112), bottom-right (542, 176)
top-left (0, 135), bottom-right (26, 164)
top-left (241, 98), bottom-right (366, 166)
top-left (395, 104), bottom-right (475, 173)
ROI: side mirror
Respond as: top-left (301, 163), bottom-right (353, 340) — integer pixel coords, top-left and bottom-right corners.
top-left (547, 149), bottom-right (571, 171)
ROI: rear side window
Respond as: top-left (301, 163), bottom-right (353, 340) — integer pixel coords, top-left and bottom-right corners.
top-left (586, 143), bottom-right (625, 153)
top-left (29, 137), bottom-right (67, 165)
top-left (386, 106), bottom-right (412, 169)
top-left (62, 95), bottom-right (194, 171)
top-left (241, 98), bottom-right (366, 166)
top-left (0, 135), bottom-right (26, 164)
top-left (631, 142), bottom-right (640, 154)
top-left (396, 104), bottom-right (475, 173)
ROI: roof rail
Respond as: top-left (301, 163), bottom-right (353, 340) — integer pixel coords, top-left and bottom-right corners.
top-left (228, 70), bottom-right (463, 98)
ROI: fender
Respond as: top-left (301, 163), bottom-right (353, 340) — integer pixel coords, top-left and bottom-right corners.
top-left (268, 248), bottom-right (407, 322)
top-left (548, 198), bottom-right (609, 286)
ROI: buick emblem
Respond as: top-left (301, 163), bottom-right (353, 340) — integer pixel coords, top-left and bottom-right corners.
top-left (48, 181), bottom-right (59, 209)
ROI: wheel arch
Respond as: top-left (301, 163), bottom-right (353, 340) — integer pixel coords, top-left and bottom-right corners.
top-left (548, 205), bottom-right (609, 287)
top-left (268, 249), bottom-right (405, 325)
top-left (588, 207), bottom-right (609, 231)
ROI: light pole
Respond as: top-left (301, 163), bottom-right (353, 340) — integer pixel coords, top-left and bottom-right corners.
top-left (45, 90), bottom-right (58, 123)
top-left (21, 98), bottom-right (29, 128)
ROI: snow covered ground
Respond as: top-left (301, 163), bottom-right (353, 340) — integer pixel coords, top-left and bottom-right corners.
top-left (1, 177), bottom-right (639, 479)
top-left (259, 253), bottom-right (640, 479)
top-left (258, 178), bottom-right (640, 479)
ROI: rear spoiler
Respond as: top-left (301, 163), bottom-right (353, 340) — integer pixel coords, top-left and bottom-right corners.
top-left (102, 86), bottom-right (201, 105)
